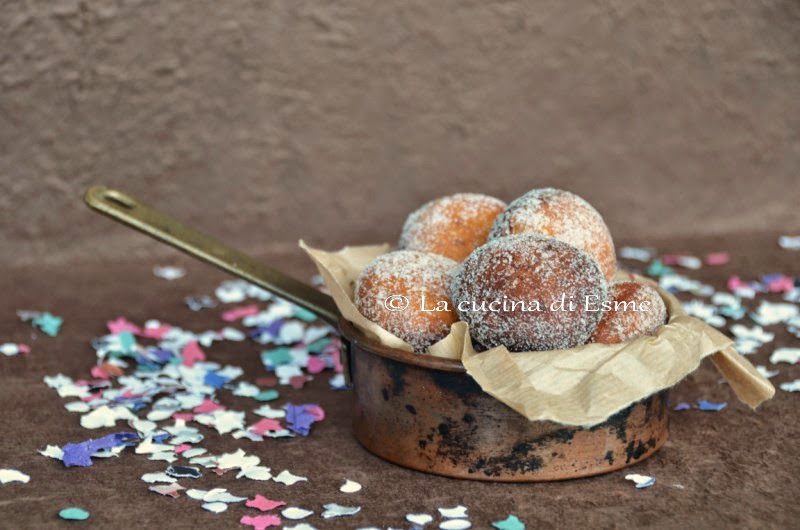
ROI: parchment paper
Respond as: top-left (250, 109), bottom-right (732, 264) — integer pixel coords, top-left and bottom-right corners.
top-left (300, 241), bottom-right (775, 426)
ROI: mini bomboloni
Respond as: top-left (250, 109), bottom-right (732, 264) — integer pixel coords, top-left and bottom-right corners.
top-left (451, 234), bottom-right (607, 352)
top-left (354, 250), bottom-right (458, 353)
top-left (489, 188), bottom-right (617, 281)
top-left (399, 193), bottom-right (507, 262)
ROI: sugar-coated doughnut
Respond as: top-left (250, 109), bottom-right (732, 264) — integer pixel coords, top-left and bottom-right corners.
top-left (589, 281), bottom-right (667, 344)
top-left (399, 193), bottom-right (507, 262)
top-left (489, 188), bottom-right (617, 281)
top-left (451, 234), bottom-right (608, 352)
top-left (354, 250), bottom-right (459, 352)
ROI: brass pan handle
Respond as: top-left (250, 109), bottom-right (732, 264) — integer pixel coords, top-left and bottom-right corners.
top-left (84, 186), bottom-right (342, 327)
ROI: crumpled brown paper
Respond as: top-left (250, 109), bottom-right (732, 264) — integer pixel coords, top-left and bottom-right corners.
top-left (300, 241), bottom-right (775, 426)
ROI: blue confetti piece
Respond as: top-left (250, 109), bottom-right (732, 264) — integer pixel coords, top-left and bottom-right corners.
top-left (32, 312), bottom-right (62, 337)
top-left (697, 400), bottom-right (727, 411)
top-left (203, 371), bottom-right (228, 389)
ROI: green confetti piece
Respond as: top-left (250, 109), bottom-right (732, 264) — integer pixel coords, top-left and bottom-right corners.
top-left (59, 507), bottom-right (90, 521)
top-left (261, 347), bottom-right (292, 367)
top-left (307, 338), bottom-right (332, 354)
top-left (254, 390), bottom-right (280, 402)
top-left (492, 515), bottom-right (525, 530)
top-left (646, 259), bottom-right (673, 277)
top-left (292, 307), bottom-right (318, 322)
top-left (118, 331), bottom-right (136, 353)
top-left (32, 312), bottom-right (62, 337)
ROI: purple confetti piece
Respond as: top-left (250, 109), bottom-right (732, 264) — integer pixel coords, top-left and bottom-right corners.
top-left (673, 402), bottom-right (691, 411)
top-left (62, 432), bottom-right (139, 467)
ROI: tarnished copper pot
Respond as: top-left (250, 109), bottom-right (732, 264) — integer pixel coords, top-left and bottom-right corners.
top-left (85, 186), bottom-right (669, 482)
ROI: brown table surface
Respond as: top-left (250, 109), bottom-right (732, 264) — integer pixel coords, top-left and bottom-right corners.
top-left (0, 232), bottom-right (798, 529)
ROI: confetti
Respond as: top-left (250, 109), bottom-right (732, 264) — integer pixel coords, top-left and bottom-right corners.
top-left (697, 400), bottom-right (727, 411)
top-left (704, 252), bottom-right (730, 266)
top-left (141, 472), bottom-right (177, 484)
top-left (769, 348), bottom-right (800, 364)
top-left (780, 380), bottom-right (800, 392)
top-left (59, 507), bottom-right (90, 521)
top-left (240, 515), bottom-right (282, 530)
top-left (31, 312), bottom-right (63, 336)
top-left (755, 365), bottom-right (779, 378)
top-left (625, 473), bottom-right (655, 488)
top-left (166, 465), bottom-right (202, 479)
top-left (62, 432), bottom-right (139, 467)
top-left (149, 483), bottom-right (185, 498)
top-left (439, 505), bottom-right (468, 518)
top-left (673, 402), bottom-right (691, 411)
top-left (0, 469), bottom-right (30, 484)
top-left (0, 343), bottom-right (30, 356)
top-left (202, 502), bottom-right (229, 513)
top-left (407, 514), bottom-right (434, 526)
top-left (273, 470), bottom-right (307, 486)
top-left (282, 507), bottom-right (314, 520)
top-left (750, 302), bottom-right (799, 326)
top-left (285, 403), bottom-right (324, 436)
top-left (440, 520), bottom-right (472, 530)
top-left (153, 265), bottom-right (186, 280)
top-left (222, 305), bottom-right (260, 322)
top-left (185, 295), bottom-right (217, 311)
top-left (778, 235), bottom-right (800, 250)
top-left (321, 503), bottom-right (361, 518)
top-left (339, 479), bottom-right (362, 493)
top-left (619, 246), bottom-right (652, 262)
top-left (246, 495), bottom-right (286, 512)
top-left (492, 515), bottom-right (525, 530)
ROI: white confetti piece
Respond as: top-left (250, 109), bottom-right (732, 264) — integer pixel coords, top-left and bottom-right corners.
top-left (81, 405), bottom-right (136, 429)
top-left (38, 445), bottom-right (64, 460)
top-left (136, 437), bottom-right (174, 455)
top-left (253, 404), bottom-right (286, 419)
top-left (770, 348), bottom-right (800, 365)
top-left (340, 479), bottom-right (362, 493)
top-left (440, 520), bottom-right (472, 530)
top-left (273, 470), bottom-right (308, 485)
top-left (407, 513), bottom-right (434, 525)
top-left (778, 235), bottom-right (800, 250)
top-left (0, 469), bottom-right (30, 484)
top-left (217, 449), bottom-right (260, 471)
top-left (730, 324), bottom-right (774, 344)
top-left (439, 505), bottom-right (468, 518)
top-left (64, 401), bottom-right (91, 413)
top-left (750, 301), bottom-right (799, 326)
top-left (619, 246), bottom-right (652, 262)
top-left (201, 501), bottom-right (228, 513)
top-left (141, 472), bottom-right (177, 484)
top-left (148, 452), bottom-right (178, 463)
top-left (153, 265), bottom-right (186, 280)
top-left (284, 525), bottom-right (318, 530)
top-left (237, 465), bottom-right (272, 481)
top-left (625, 473), bottom-right (656, 488)
top-left (321, 503), bottom-right (361, 518)
top-left (282, 507), bottom-right (314, 520)
top-left (755, 365), bottom-right (779, 379)
top-left (780, 379), bottom-right (800, 392)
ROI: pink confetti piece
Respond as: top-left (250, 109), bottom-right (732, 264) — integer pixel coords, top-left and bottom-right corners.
top-left (704, 252), bottom-right (730, 266)
top-left (222, 304), bottom-right (260, 322)
top-left (18, 344), bottom-right (30, 354)
top-left (246, 495), bottom-right (286, 512)
top-left (141, 322), bottom-right (171, 339)
top-left (305, 405), bottom-right (325, 422)
top-left (240, 515), bottom-right (281, 530)
top-left (90, 366), bottom-right (109, 379)
top-left (172, 413), bottom-right (194, 421)
top-left (181, 340), bottom-right (206, 367)
top-left (249, 419), bottom-right (283, 436)
top-left (107, 317), bottom-right (141, 335)
top-left (173, 444), bottom-right (192, 454)
top-left (289, 375), bottom-right (307, 389)
top-left (193, 399), bottom-right (225, 413)
top-left (660, 254), bottom-right (687, 266)
top-left (306, 357), bottom-right (327, 374)
top-left (766, 275), bottom-right (794, 293)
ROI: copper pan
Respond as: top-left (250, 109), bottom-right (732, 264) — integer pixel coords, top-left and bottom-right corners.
top-left (85, 186), bottom-right (668, 481)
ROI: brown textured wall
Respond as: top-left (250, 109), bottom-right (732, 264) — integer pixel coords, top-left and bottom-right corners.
top-left (1, 0), bottom-right (798, 267)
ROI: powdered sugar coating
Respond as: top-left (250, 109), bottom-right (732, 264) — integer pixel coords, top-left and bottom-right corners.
top-left (489, 188), bottom-right (617, 280)
top-left (451, 234), bottom-right (607, 352)
top-left (399, 193), bottom-right (507, 262)
top-left (355, 250), bottom-right (459, 353)
top-left (589, 281), bottom-right (667, 344)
